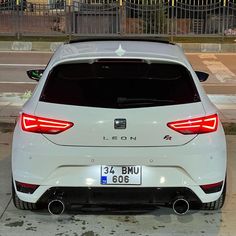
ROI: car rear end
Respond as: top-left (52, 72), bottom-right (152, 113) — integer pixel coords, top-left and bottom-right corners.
top-left (12, 39), bottom-right (227, 214)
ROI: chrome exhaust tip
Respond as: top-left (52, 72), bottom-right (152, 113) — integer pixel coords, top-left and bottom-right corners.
top-left (172, 198), bottom-right (190, 215)
top-left (48, 199), bottom-right (65, 215)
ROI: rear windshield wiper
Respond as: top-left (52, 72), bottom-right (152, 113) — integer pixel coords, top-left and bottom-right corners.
top-left (117, 97), bottom-right (175, 107)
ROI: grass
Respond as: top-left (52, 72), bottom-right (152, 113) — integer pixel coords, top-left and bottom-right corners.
top-left (20, 90), bottom-right (32, 100)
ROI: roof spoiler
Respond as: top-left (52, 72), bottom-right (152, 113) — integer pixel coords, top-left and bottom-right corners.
top-left (67, 36), bottom-right (174, 45)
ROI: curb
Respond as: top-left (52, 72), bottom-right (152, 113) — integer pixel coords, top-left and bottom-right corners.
top-left (0, 121), bottom-right (15, 133)
top-left (0, 41), bottom-right (236, 52)
top-left (222, 123), bottom-right (236, 135)
top-left (0, 41), bottom-right (64, 52)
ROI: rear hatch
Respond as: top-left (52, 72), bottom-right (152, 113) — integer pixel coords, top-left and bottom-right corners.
top-left (35, 60), bottom-right (205, 147)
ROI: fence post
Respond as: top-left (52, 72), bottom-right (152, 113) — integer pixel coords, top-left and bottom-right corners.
top-left (222, 0), bottom-right (226, 39)
top-left (171, 0), bottom-right (174, 42)
top-left (119, 0), bottom-right (124, 35)
top-left (16, 0), bottom-right (20, 40)
top-left (67, 0), bottom-right (72, 40)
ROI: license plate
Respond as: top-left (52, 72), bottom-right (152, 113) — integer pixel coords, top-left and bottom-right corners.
top-left (101, 165), bottom-right (142, 185)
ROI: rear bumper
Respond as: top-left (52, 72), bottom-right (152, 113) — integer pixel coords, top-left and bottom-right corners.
top-left (38, 187), bottom-right (203, 207)
top-left (13, 166), bottom-right (225, 205)
top-left (12, 123), bottom-right (227, 204)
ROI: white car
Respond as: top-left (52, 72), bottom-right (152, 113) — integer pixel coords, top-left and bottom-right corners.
top-left (12, 38), bottom-right (227, 215)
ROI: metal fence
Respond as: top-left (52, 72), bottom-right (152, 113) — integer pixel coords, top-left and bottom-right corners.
top-left (0, 0), bottom-right (236, 37)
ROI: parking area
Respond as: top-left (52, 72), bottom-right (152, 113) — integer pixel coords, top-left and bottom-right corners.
top-left (0, 51), bottom-right (236, 235)
top-left (0, 129), bottom-right (236, 235)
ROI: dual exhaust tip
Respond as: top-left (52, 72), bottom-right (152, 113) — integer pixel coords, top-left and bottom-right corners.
top-left (48, 199), bottom-right (65, 215)
top-left (47, 197), bottom-right (190, 216)
top-left (172, 198), bottom-right (190, 215)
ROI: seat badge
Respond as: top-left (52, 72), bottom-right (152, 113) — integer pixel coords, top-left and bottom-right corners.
top-left (115, 44), bottom-right (126, 57)
top-left (114, 118), bottom-right (126, 129)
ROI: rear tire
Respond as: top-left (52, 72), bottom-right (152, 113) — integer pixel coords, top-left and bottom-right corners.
top-left (12, 181), bottom-right (38, 210)
top-left (201, 180), bottom-right (226, 210)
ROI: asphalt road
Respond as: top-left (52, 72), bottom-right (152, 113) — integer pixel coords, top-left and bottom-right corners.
top-left (0, 52), bottom-right (236, 94)
top-left (187, 53), bottom-right (236, 94)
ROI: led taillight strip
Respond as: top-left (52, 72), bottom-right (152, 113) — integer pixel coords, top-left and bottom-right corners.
top-left (21, 113), bottom-right (74, 134)
top-left (167, 114), bottom-right (218, 135)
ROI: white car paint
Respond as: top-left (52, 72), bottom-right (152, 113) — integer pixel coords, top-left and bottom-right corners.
top-left (12, 39), bottom-right (227, 210)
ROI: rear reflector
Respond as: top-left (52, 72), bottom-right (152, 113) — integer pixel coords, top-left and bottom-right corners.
top-left (167, 114), bottom-right (218, 135)
top-left (200, 181), bottom-right (223, 194)
top-left (15, 181), bottom-right (39, 194)
top-left (21, 113), bottom-right (74, 134)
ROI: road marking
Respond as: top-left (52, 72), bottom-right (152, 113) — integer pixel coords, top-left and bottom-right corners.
top-left (216, 104), bottom-right (236, 109)
top-left (0, 93), bottom-right (29, 106)
top-left (0, 102), bottom-right (10, 106)
top-left (186, 53), bottom-right (236, 55)
top-left (0, 64), bottom-right (46, 67)
top-left (199, 54), bottom-right (217, 59)
top-left (0, 102), bottom-right (24, 106)
top-left (0, 82), bottom-right (37, 84)
top-left (203, 83), bottom-right (236, 86)
top-left (203, 60), bottom-right (236, 83)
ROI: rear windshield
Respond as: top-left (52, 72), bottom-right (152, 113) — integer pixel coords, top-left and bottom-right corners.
top-left (40, 61), bottom-right (200, 109)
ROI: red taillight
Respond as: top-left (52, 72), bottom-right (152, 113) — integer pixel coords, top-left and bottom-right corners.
top-left (21, 113), bottom-right (74, 134)
top-left (167, 114), bottom-right (218, 135)
top-left (15, 181), bottom-right (39, 194)
top-left (200, 181), bottom-right (223, 194)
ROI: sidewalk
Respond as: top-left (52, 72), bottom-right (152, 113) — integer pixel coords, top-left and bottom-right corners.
top-left (0, 92), bottom-right (235, 126)
top-left (208, 94), bottom-right (236, 123)
top-left (0, 93), bottom-right (25, 124)
top-left (0, 41), bottom-right (236, 52)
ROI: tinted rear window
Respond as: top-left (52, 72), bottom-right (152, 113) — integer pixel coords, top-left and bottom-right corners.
top-left (40, 61), bottom-right (200, 108)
